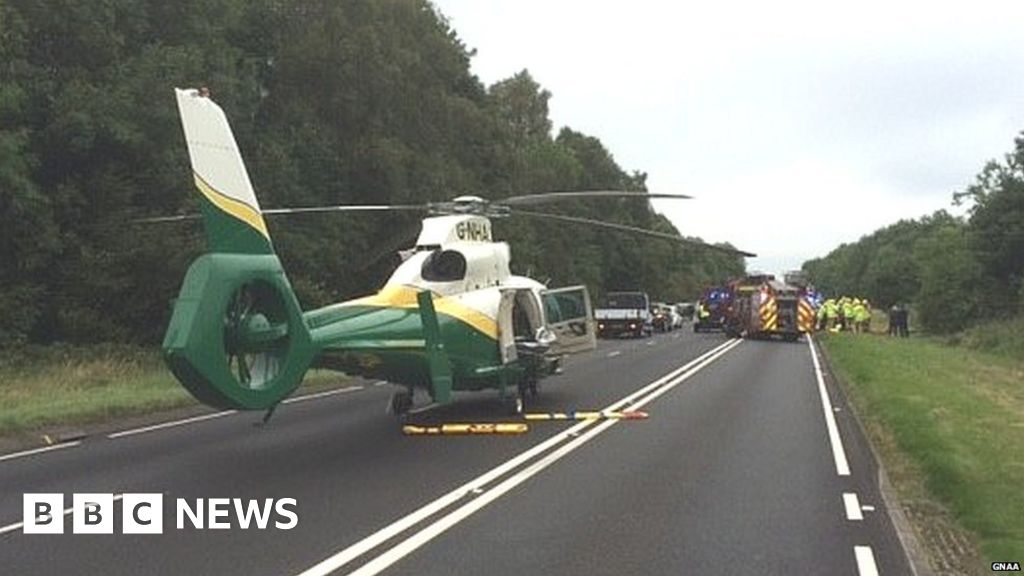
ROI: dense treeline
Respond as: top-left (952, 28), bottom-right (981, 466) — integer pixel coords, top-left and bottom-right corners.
top-left (803, 134), bottom-right (1024, 333)
top-left (0, 0), bottom-right (743, 346)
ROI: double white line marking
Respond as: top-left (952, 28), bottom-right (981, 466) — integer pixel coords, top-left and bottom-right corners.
top-left (297, 338), bottom-right (743, 576)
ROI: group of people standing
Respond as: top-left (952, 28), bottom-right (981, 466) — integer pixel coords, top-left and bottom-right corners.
top-left (813, 296), bottom-right (911, 336)
top-left (816, 297), bottom-right (872, 333)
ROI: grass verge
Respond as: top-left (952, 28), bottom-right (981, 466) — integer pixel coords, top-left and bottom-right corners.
top-left (0, 344), bottom-right (351, 438)
top-left (820, 333), bottom-right (1024, 574)
top-left (953, 316), bottom-right (1024, 362)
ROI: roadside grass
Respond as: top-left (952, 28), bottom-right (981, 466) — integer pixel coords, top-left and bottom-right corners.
top-left (0, 345), bottom-right (350, 437)
top-left (953, 316), bottom-right (1024, 362)
top-left (821, 333), bottom-right (1024, 572)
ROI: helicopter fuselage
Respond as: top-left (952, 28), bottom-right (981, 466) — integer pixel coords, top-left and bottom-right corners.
top-left (300, 215), bottom-right (593, 405)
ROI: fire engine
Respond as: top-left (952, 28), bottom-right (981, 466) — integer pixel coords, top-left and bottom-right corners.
top-left (722, 273), bottom-right (816, 341)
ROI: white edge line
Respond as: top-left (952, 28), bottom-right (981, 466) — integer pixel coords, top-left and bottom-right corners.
top-left (808, 335), bottom-right (851, 476)
top-left (283, 385), bottom-right (364, 404)
top-left (295, 338), bottom-right (742, 576)
top-left (0, 441), bottom-right (82, 464)
top-left (0, 494), bottom-right (125, 536)
top-left (107, 410), bottom-right (237, 439)
top-left (108, 385), bottom-right (366, 439)
top-left (854, 546), bottom-right (879, 576)
top-left (844, 492), bottom-right (864, 521)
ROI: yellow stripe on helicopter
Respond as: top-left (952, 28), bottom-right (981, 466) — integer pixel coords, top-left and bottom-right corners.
top-left (343, 285), bottom-right (499, 340)
top-left (193, 172), bottom-right (270, 239)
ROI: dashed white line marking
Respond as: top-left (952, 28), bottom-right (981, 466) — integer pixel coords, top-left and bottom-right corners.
top-left (808, 335), bottom-right (851, 476)
top-left (854, 546), bottom-right (879, 576)
top-left (0, 494), bottom-right (125, 536)
top-left (373, 381), bottom-right (389, 387)
top-left (0, 441), bottom-right (82, 464)
top-left (283, 385), bottom-right (363, 404)
top-left (862, 505), bottom-right (875, 512)
top-left (607, 351), bottom-right (622, 358)
top-left (107, 411), bottom-right (237, 439)
top-left (844, 492), bottom-right (864, 520)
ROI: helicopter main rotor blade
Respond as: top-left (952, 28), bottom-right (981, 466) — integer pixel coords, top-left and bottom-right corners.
top-left (135, 204), bottom-right (429, 223)
top-left (501, 190), bottom-right (692, 205)
top-left (513, 209), bottom-right (756, 257)
top-left (261, 204), bottom-right (428, 215)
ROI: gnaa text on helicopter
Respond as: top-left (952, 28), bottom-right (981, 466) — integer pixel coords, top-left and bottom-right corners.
top-left (156, 88), bottom-right (754, 417)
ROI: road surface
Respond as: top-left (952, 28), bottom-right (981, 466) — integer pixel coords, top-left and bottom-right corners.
top-left (0, 330), bottom-right (912, 575)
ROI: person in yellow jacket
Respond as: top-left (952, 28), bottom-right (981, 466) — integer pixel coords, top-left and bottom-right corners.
top-left (852, 299), bottom-right (870, 333)
top-left (841, 298), bottom-right (856, 331)
top-left (817, 299), bottom-right (832, 331)
top-left (820, 299), bottom-right (837, 331)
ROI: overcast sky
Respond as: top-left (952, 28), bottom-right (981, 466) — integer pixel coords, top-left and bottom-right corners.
top-left (431, 0), bottom-right (1024, 273)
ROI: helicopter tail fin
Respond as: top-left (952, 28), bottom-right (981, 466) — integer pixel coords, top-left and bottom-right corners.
top-left (174, 87), bottom-right (273, 255)
top-left (163, 89), bottom-right (315, 411)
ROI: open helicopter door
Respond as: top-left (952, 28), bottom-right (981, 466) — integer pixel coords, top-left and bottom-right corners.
top-left (541, 286), bottom-right (597, 355)
top-left (497, 289), bottom-right (518, 364)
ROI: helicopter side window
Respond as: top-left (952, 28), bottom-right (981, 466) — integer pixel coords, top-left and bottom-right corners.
top-left (421, 250), bottom-right (467, 282)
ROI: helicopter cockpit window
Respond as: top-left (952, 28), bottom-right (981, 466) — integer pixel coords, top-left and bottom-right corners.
top-left (421, 250), bottom-right (467, 282)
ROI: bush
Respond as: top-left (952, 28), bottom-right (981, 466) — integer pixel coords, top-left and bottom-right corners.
top-left (958, 316), bottom-right (1024, 360)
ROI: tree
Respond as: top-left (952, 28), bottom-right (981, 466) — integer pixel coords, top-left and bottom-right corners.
top-left (914, 225), bottom-right (981, 334)
top-left (955, 133), bottom-right (1024, 313)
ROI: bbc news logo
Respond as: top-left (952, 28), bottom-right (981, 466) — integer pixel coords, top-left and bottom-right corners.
top-left (22, 494), bottom-right (298, 534)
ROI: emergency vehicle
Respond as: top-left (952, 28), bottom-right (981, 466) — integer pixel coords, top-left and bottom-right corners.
top-left (723, 274), bottom-right (816, 341)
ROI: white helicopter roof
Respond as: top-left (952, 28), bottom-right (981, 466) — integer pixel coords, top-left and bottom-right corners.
top-left (416, 214), bottom-right (493, 247)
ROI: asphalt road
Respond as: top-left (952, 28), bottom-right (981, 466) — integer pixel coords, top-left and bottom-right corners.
top-left (0, 329), bottom-right (912, 575)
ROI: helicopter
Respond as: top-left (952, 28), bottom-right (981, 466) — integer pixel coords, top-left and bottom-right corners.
top-left (158, 88), bottom-right (754, 417)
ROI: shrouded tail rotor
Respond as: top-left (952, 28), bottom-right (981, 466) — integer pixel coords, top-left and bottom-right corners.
top-left (163, 254), bottom-right (314, 410)
top-left (223, 280), bottom-right (291, 390)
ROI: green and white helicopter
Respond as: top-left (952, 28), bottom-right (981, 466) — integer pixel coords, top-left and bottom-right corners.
top-left (158, 88), bottom-right (753, 417)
